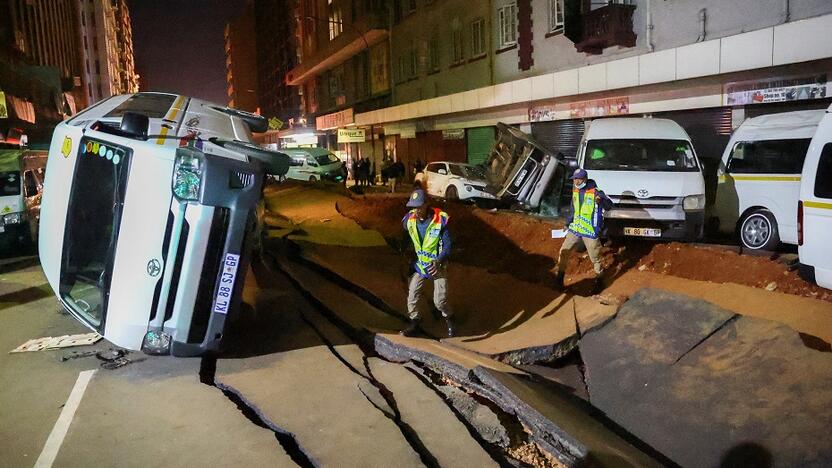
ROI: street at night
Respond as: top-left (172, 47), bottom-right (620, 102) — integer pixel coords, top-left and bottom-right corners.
top-left (2, 1), bottom-right (832, 467)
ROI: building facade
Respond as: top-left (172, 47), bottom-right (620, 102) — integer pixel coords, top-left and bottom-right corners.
top-left (225, 1), bottom-right (259, 113)
top-left (78, 0), bottom-right (138, 105)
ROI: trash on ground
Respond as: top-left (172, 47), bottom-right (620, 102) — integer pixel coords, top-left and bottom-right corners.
top-left (95, 348), bottom-right (145, 370)
top-left (60, 350), bottom-right (97, 362)
top-left (10, 332), bottom-right (102, 353)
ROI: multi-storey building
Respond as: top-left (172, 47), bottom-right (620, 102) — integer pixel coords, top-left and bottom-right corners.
top-left (78, 0), bottom-right (138, 105)
top-left (285, 0), bottom-right (391, 164)
top-left (225, 1), bottom-right (259, 113)
top-left (5, 0), bottom-right (85, 111)
top-left (353, 0), bottom-right (832, 191)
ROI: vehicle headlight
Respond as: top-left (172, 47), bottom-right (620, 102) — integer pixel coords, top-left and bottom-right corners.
top-left (464, 184), bottom-right (474, 192)
top-left (683, 194), bottom-right (706, 211)
top-left (3, 213), bottom-right (22, 224)
top-left (141, 330), bottom-right (172, 355)
top-left (172, 149), bottom-right (203, 201)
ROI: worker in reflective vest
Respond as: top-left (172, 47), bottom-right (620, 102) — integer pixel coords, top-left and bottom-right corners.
top-left (400, 188), bottom-right (454, 338)
top-left (555, 168), bottom-right (612, 293)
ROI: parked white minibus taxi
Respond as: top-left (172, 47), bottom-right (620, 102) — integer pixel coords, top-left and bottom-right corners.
top-left (798, 103), bottom-right (832, 290)
top-left (39, 92), bottom-right (285, 356)
top-left (577, 117), bottom-right (706, 241)
top-left (714, 110), bottom-right (824, 250)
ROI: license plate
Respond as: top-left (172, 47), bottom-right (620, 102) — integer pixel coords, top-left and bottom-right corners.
top-left (624, 227), bottom-right (662, 237)
top-left (0, 226), bottom-right (4, 233)
top-left (213, 253), bottom-right (241, 314)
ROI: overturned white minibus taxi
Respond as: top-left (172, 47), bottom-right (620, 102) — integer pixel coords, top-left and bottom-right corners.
top-left (40, 92), bottom-right (287, 356)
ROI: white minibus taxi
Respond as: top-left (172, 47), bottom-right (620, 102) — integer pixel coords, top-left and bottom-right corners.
top-left (798, 104), bottom-right (832, 290)
top-left (40, 92), bottom-right (287, 356)
top-left (577, 117), bottom-right (706, 240)
top-left (715, 110), bottom-right (824, 250)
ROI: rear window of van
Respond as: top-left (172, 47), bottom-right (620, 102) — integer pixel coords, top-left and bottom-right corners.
top-left (816, 144), bottom-right (832, 199)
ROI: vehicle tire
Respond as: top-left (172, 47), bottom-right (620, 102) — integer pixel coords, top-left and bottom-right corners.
top-left (309, 175), bottom-right (317, 182)
top-left (445, 185), bottom-right (459, 201)
top-left (738, 209), bottom-right (779, 251)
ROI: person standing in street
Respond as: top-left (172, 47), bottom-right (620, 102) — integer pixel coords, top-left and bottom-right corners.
top-left (554, 168), bottom-right (613, 294)
top-left (400, 188), bottom-right (455, 338)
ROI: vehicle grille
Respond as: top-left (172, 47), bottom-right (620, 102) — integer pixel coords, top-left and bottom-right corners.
top-left (612, 195), bottom-right (678, 210)
top-left (149, 208), bottom-right (174, 322)
top-left (164, 219), bottom-right (190, 322)
top-left (188, 207), bottom-right (230, 344)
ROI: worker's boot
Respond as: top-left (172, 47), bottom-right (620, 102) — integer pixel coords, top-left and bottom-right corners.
top-left (553, 272), bottom-right (565, 290)
top-left (400, 319), bottom-right (421, 337)
top-left (592, 275), bottom-right (605, 295)
top-left (444, 316), bottom-right (456, 338)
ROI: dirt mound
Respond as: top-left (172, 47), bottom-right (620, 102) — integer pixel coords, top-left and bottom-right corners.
top-left (337, 196), bottom-right (832, 303)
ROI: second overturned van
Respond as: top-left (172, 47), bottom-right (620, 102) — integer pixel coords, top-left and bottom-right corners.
top-left (40, 92), bottom-right (289, 356)
top-left (577, 117), bottom-right (706, 240)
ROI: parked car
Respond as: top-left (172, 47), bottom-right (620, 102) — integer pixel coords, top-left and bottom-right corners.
top-left (417, 161), bottom-right (496, 201)
top-left (39, 92), bottom-right (285, 356)
top-left (0, 148), bottom-right (47, 249)
top-left (714, 110), bottom-right (824, 250)
top-left (798, 103), bottom-right (832, 290)
top-left (282, 147), bottom-right (345, 182)
top-left (577, 117), bottom-right (706, 241)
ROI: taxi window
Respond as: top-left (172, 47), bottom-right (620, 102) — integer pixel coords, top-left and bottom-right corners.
top-left (104, 94), bottom-right (177, 119)
top-left (816, 143), bottom-right (832, 199)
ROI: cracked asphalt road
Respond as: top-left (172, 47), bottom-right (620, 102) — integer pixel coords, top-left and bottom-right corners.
top-left (0, 254), bottom-right (512, 467)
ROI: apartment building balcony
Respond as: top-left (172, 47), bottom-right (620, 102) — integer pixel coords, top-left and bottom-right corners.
top-left (575, 3), bottom-right (637, 54)
top-left (285, 12), bottom-right (388, 86)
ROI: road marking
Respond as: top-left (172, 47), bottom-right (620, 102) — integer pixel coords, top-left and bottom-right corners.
top-left (34, 370), bottom-right (96, 468)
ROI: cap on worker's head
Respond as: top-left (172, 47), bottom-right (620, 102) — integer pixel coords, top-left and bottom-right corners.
top-left (569, 168), bottom-right (588, 180)
top-left (407, 188), bottom-right (426, 207)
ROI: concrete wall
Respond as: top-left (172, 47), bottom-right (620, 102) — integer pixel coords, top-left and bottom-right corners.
top-left (493, 0), bottom-right (832, 84)
top-left (392, 0), bottom-right (493, 105)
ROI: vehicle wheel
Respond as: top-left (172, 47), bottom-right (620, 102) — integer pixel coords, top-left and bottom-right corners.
top-left (309, 175), bottom-right (317, 182)
top-left (445, 185), bottom-right (459, 201)
top-left (739, 209), bottom-right (779, 250)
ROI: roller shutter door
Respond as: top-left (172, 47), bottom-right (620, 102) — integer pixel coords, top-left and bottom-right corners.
top-left (466, 126), bottom-right (495, 166)
top-left (530, 119), bottom-right (585, 160)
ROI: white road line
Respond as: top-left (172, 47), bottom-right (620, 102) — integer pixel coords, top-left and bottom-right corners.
top-left (34, 369), bottom-right (97, 468)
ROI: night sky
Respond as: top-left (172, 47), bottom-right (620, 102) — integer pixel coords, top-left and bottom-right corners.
top-left (129, 0), bottom-right (247, 104)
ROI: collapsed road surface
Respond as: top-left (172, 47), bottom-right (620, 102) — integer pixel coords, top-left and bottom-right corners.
top-left (260, 182), bottom-right (832, 467)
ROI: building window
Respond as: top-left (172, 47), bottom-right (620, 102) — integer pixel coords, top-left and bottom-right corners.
top-left (408, 41), bottom-right (418, 77)
top-left (428, 36), bottom-right (440, 72)
top-left (498, 2), bottom-right (517, 48)
top-left (470, 18), bottom-right (486, 57)
top-left (548, 0), bottom-right (564, 32)
top-left (405, 0), bottom-right (416, 14)
top-left (95, 60), bottom-right (100, 75)
top-left (328, 6), bottom-right (343, 40)
top-left (83, 36), bottom-right (88, 50)
top-left (452, 24), bottom-right (464, 64)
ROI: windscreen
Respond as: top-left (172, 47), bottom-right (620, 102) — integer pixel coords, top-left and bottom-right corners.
top-left (315, 152), bottom-right (340, 166)
top-left (59, 139), bottom-right (131, 329)
top-left (584, 139), bottom-right (699, 172)
top-left (0, 171), bottom-right (21, 196)
top-left (728, 139), bottom-right (811, 174)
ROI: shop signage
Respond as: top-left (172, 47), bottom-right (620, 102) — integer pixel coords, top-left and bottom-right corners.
top-left (442, 129), bottom-right (465, 140)
top-left (337, 128), bottom-right (366, 143)
top-left (725, 74), bottom-right (828, 105)
top-left (316, 108), bottom-right (354, 130)
top-left (0, 92), bottom-right (6, 119)
top-left (569, 97), bottom-right (629, 119)
top-left (529, 104), bottom-right (558, 123)
top-left (370, 43), bottom-right (390, 95)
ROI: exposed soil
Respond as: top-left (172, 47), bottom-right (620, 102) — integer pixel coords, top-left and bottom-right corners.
top-left (337, 195), bottom-right (832, 303)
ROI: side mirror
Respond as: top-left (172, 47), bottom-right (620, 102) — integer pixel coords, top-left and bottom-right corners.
top-left (120, 112), bottom-right (149, 140)
top-left (566, 158), bottom-right (579, 170)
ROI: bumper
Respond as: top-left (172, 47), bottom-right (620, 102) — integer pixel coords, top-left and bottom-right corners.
top-left (153, 154), bottom-right (263, 357)
top-left (0, 218), bottom-right (29, 245)
top-left (605, 211), bottom-right (705, 241)
top-left (321, 168), bottom-right (346, 182)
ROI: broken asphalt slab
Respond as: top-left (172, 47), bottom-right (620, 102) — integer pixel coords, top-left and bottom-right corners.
top-left (367, 358), bottom-right (500, 468)
top-left (581, 288), bottom-right (832, 467)
top-left (375, 334), bottom-right (663, 467)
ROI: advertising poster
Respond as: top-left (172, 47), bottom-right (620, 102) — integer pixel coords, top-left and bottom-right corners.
top-left (726, 74), bottom-right (828, 105)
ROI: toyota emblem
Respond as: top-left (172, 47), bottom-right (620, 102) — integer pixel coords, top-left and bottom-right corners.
top-left (147, 259), bottom-right (162, 277)
top-left (636, 189), bottom-right (650, 199)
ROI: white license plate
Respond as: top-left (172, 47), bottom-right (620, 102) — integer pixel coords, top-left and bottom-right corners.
top-left (213, 253), bottom-right (241, 314)
top-left (0, 226), bottom-right (4, 233)
top-left (624, 227), bottom-right (662, 237)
